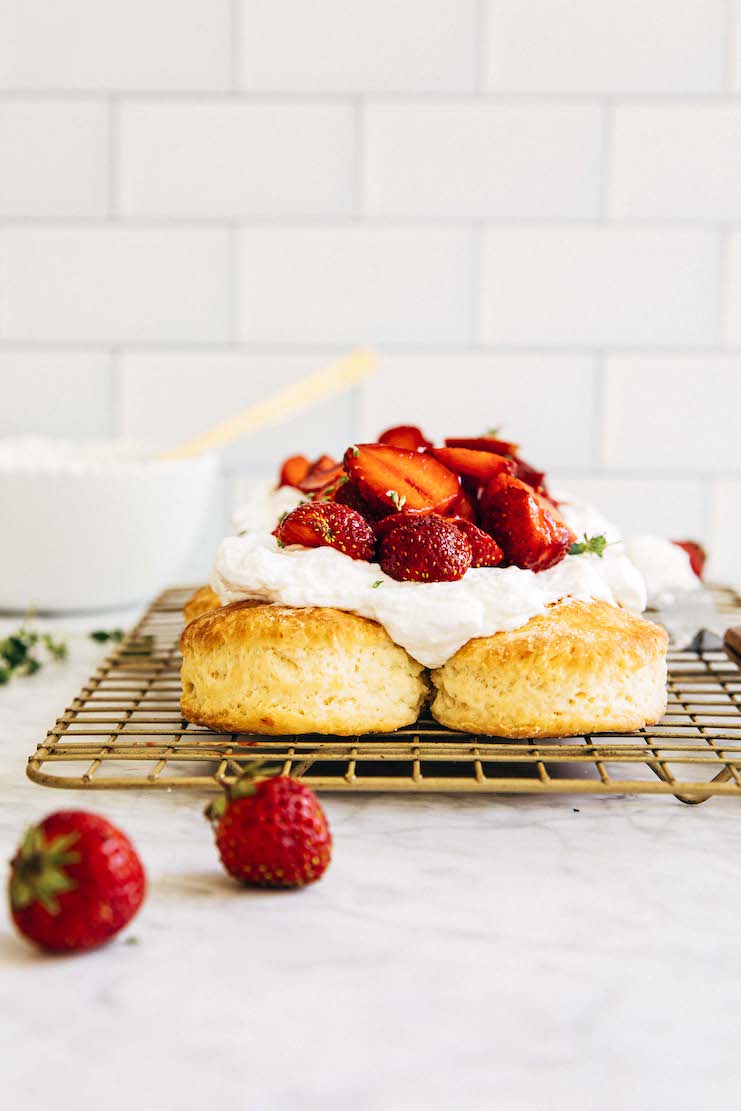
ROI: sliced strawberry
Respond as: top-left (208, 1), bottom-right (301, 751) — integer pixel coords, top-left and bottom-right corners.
top-left (672, 539), bottom-right (707, 579)
top-left (343, 444), bottom-right (459, 514)
top-left (480, 473), bottom-right (574, 573)
top-left (379, 514), bottom-right (472, 583)
top-left (445, 436), bottom-right (519, 456)
top-left (278, 454), bottom-right (311, 489)
top-left (450, 519), bottom-right (504, 568)
top-left (274, 502), bottom-right (375, 562)
top-left (511, 454), bottom-right (550, 498)
top-left (298, 456), bottom-right (344, 493)
top-left (378, 424), bottom-right (433, 451)
top-left (429, 446), bottom-right (514, 483)
top-left (446, 487), bottom-right (477, 523)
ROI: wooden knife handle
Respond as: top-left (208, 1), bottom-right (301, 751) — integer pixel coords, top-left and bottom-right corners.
top-left (724, 627), bottom-right (741, 663)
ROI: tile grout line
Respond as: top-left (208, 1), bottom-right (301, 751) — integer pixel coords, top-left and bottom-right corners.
top-left (599, 102), bottom-right (614, 220)
top-left (474, 0), bottom-right (488, 93)
top-left (352, 98), bottom-right (364, 220)
top-left (715, 224), bottom-right (731, 345)
top-left (227, 223), bottom-right (241, 344)
top-left (107, 96), bottom-right (120, 220)
top-left (4, 340), bottom-right (741, 355)
top-left (229, 0), bottom-right (242, 93)
top-left (0, 215), bottom-right (732, 230)
top-left (4, 89), bottom-right (741, 104)
top-left (109, 347), bottom-right (122, 436)
top-left (469, 224), bottom-right (483, 345)
top-left (592, 352), bottom-right (607, 472)
top-left (724, 0), bottom-right (738, 93)
top-left (702, 476), bottom-right (716, 549)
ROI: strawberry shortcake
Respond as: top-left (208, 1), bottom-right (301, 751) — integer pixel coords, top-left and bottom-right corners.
top-left (180, 427), bottom-right (668, 738)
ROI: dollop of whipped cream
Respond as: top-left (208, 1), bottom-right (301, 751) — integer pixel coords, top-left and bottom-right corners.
top-left (623, 535), bottom-right (700, 602)
top-left (212, 486), bottom-right (647, 668)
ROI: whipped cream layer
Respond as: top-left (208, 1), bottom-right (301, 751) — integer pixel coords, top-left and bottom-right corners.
top-left (623, 534), bottom-right (700, 602)
top-left (213, 487), bottom-right (646, 668)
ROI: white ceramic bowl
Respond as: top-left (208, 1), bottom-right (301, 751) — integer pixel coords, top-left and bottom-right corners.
top-left (0, 440), bottom-right (219, 612)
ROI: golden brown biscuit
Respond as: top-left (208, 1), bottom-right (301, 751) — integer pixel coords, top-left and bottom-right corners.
top-left (180, 601), bottom-right (430, 736)
top-left (430, 599), bottom-right (668, 738)
top-left (183, 585), bottom-right (222, 625)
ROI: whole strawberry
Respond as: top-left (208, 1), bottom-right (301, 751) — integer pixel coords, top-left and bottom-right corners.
top-left (9, 811), bottom-right (145, 952)
top-left (208, 771), bottom-right (332, 889)
top-left (379, 513), bottom-right (473, 583)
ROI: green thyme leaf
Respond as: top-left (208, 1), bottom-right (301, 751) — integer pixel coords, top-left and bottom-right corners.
top-left (1, 635), bottom-right (29, 669)
top-left (0, 621), bottom-right (68, 686)
top-left (42, 633), bottom-right (68, 659)
top-left (371, 580), bottom-right (383, 589)
top-left (349, 445), bottom-right (360, 457)
top-left (89, 629), bottom-right (124, 644)
top-left (569, 534), bottom-right (608, 558)
top-left (386, 489), bottom-right (407, 512)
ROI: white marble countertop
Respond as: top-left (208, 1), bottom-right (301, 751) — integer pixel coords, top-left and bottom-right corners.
top-left (2, 608), bottom-right (741, 1111)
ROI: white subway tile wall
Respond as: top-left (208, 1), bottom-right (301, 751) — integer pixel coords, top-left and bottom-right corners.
top-left (0, 0), bottom-right (738, 580)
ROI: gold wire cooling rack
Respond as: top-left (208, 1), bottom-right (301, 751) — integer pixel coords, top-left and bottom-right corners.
top-left (26, 584), bottom-right (741, 805)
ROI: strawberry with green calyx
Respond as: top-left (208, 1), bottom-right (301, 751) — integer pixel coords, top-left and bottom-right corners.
top-left (206, 765), bottom-right (332, 889)
top-left (8, 811), bottom-right (146, 952)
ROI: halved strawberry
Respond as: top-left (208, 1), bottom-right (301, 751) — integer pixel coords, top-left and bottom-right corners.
top-left (480, 473), bottom-right (574, 572)
top-left (378, 424), bottom-right (433, 451)
top-left (429, 446), bottom-right (514, 483)
top-left (274, 503), bottom-right (375, 562)
top-left (278, 454), bottom-right (311, 489)
top-left (450, 519), bottom-right (504, 568)
top-left (445, 436), bottom-right (519, 456)
top-left (343, 444), bottom-right (459, 514)
top-left (379, 514), bottom-right (472, 583)
top-left (672, 539), bottom-right (707, 580)
top-left (298, 456), bottom-right (344, 493)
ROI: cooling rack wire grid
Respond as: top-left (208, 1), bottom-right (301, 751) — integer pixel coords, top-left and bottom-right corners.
top-left (26, 583), bottom-right (741, 805)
